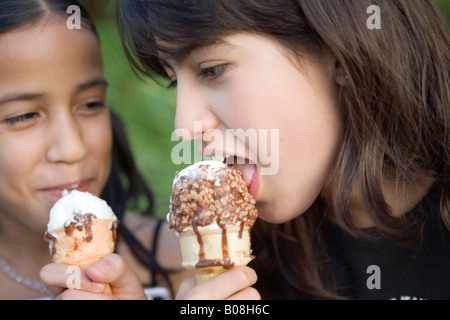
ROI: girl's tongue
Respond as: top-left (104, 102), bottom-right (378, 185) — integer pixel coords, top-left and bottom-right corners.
top-left (226, 157), bottom-right (259, 199)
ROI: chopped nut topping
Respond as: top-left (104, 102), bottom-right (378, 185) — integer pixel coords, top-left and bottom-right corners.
top-left (169, 163), bottom-right (258, 232)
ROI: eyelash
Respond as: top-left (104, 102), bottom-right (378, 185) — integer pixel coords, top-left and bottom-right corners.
top-left (81, 101), bottom-right (106, 110)
top-left (167, 80), bottom-right (177, 89)
top-left (4, 112), bottom-right (39, 125)
top-left (3, 101), bottom-right (105, 126)
top-left (166, 64), bottom-right (227, 89)
top-left (199, 64), bottom-right (227, 81)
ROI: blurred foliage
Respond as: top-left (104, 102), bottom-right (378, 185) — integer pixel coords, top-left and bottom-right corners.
top-left (79, 0), bottom-right (449, 219)
top-left (435, 0), bottom-right (450, 18)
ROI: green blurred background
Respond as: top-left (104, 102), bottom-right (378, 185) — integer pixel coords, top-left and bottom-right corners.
top-left (79, 0), bottom-right (449, 220)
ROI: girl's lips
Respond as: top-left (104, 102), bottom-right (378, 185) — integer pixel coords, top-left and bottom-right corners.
top-left (43, 181), bottom-right (90, 198)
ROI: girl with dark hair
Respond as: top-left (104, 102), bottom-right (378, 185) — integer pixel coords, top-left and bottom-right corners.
top-left (42, 0), bottom-right (449, 300)
top-left (0, 0), bottom-right (190, 299)
top-left (112, 0), bottom-right (449, 300)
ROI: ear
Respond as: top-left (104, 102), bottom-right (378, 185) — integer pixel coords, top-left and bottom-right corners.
top-left (334, 60), bottom-right (348, 87)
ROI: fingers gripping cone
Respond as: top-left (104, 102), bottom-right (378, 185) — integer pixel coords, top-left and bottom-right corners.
top-left (45, 191), bottom-right (118, 293)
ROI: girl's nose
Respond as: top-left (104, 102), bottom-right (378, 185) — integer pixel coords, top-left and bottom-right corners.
top-left (45, 112), bottom-right (87, 164)
top-left (174, 79), bottom-right (220, 141)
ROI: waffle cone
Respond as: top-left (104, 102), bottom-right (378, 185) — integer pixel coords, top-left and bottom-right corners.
top-left (179, 226), bottom-right (252, 285)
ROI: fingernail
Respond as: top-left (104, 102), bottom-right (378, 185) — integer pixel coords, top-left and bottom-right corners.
top-left (92, 282), bottom-right (106, 292)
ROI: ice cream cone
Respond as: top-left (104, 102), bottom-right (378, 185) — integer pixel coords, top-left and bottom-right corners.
top-left (45, 191), bottom-right (118, 294)
top-left (178, 226), bottom-right (252, 284)
top-left (168, 161), bottom-right (258, 284)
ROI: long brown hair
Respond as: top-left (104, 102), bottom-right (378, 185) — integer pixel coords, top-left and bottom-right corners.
top-left (116, 0), bottom-right (450, 299)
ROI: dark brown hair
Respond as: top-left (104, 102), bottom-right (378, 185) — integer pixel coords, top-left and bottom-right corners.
top-left (116, 0), bottom-right (449, 299)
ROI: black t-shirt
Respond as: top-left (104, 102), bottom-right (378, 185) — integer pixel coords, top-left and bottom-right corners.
top-left (323, 185), bottom-right (450, 300)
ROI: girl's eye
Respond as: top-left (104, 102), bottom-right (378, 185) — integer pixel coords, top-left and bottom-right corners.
top-left (4, 112), bottom-right (39, 125)
top-left (81, 101), bottom-right (106, 110)
top-left (164, 64), bottom-right (227, 89)
top-left (198, 64), bottom-right (227, 81)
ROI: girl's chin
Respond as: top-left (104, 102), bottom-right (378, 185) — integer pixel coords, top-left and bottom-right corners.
top-left (255, 195), bottom-right (314, 224)
top-left (254, 203), bottom-right (284, 224)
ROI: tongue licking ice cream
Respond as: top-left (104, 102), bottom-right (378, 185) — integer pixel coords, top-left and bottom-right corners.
top-left (168, 160), bottom-right (258, 284)
top-left (45, 190), bottom-right (118, 293)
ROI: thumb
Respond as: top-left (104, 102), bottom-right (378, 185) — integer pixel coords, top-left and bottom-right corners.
top-left (86, 253), bottom-right (147, 300)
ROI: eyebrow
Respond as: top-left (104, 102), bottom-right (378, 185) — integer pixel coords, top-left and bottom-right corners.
top-left (159, 38), bottom-right (236, 68)
top-left (75, 78), bottom-right (108, 94)
top-left (0, 78), bottom-right (108, 106)
top-left (0, 93), bottom-right (44, 106)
